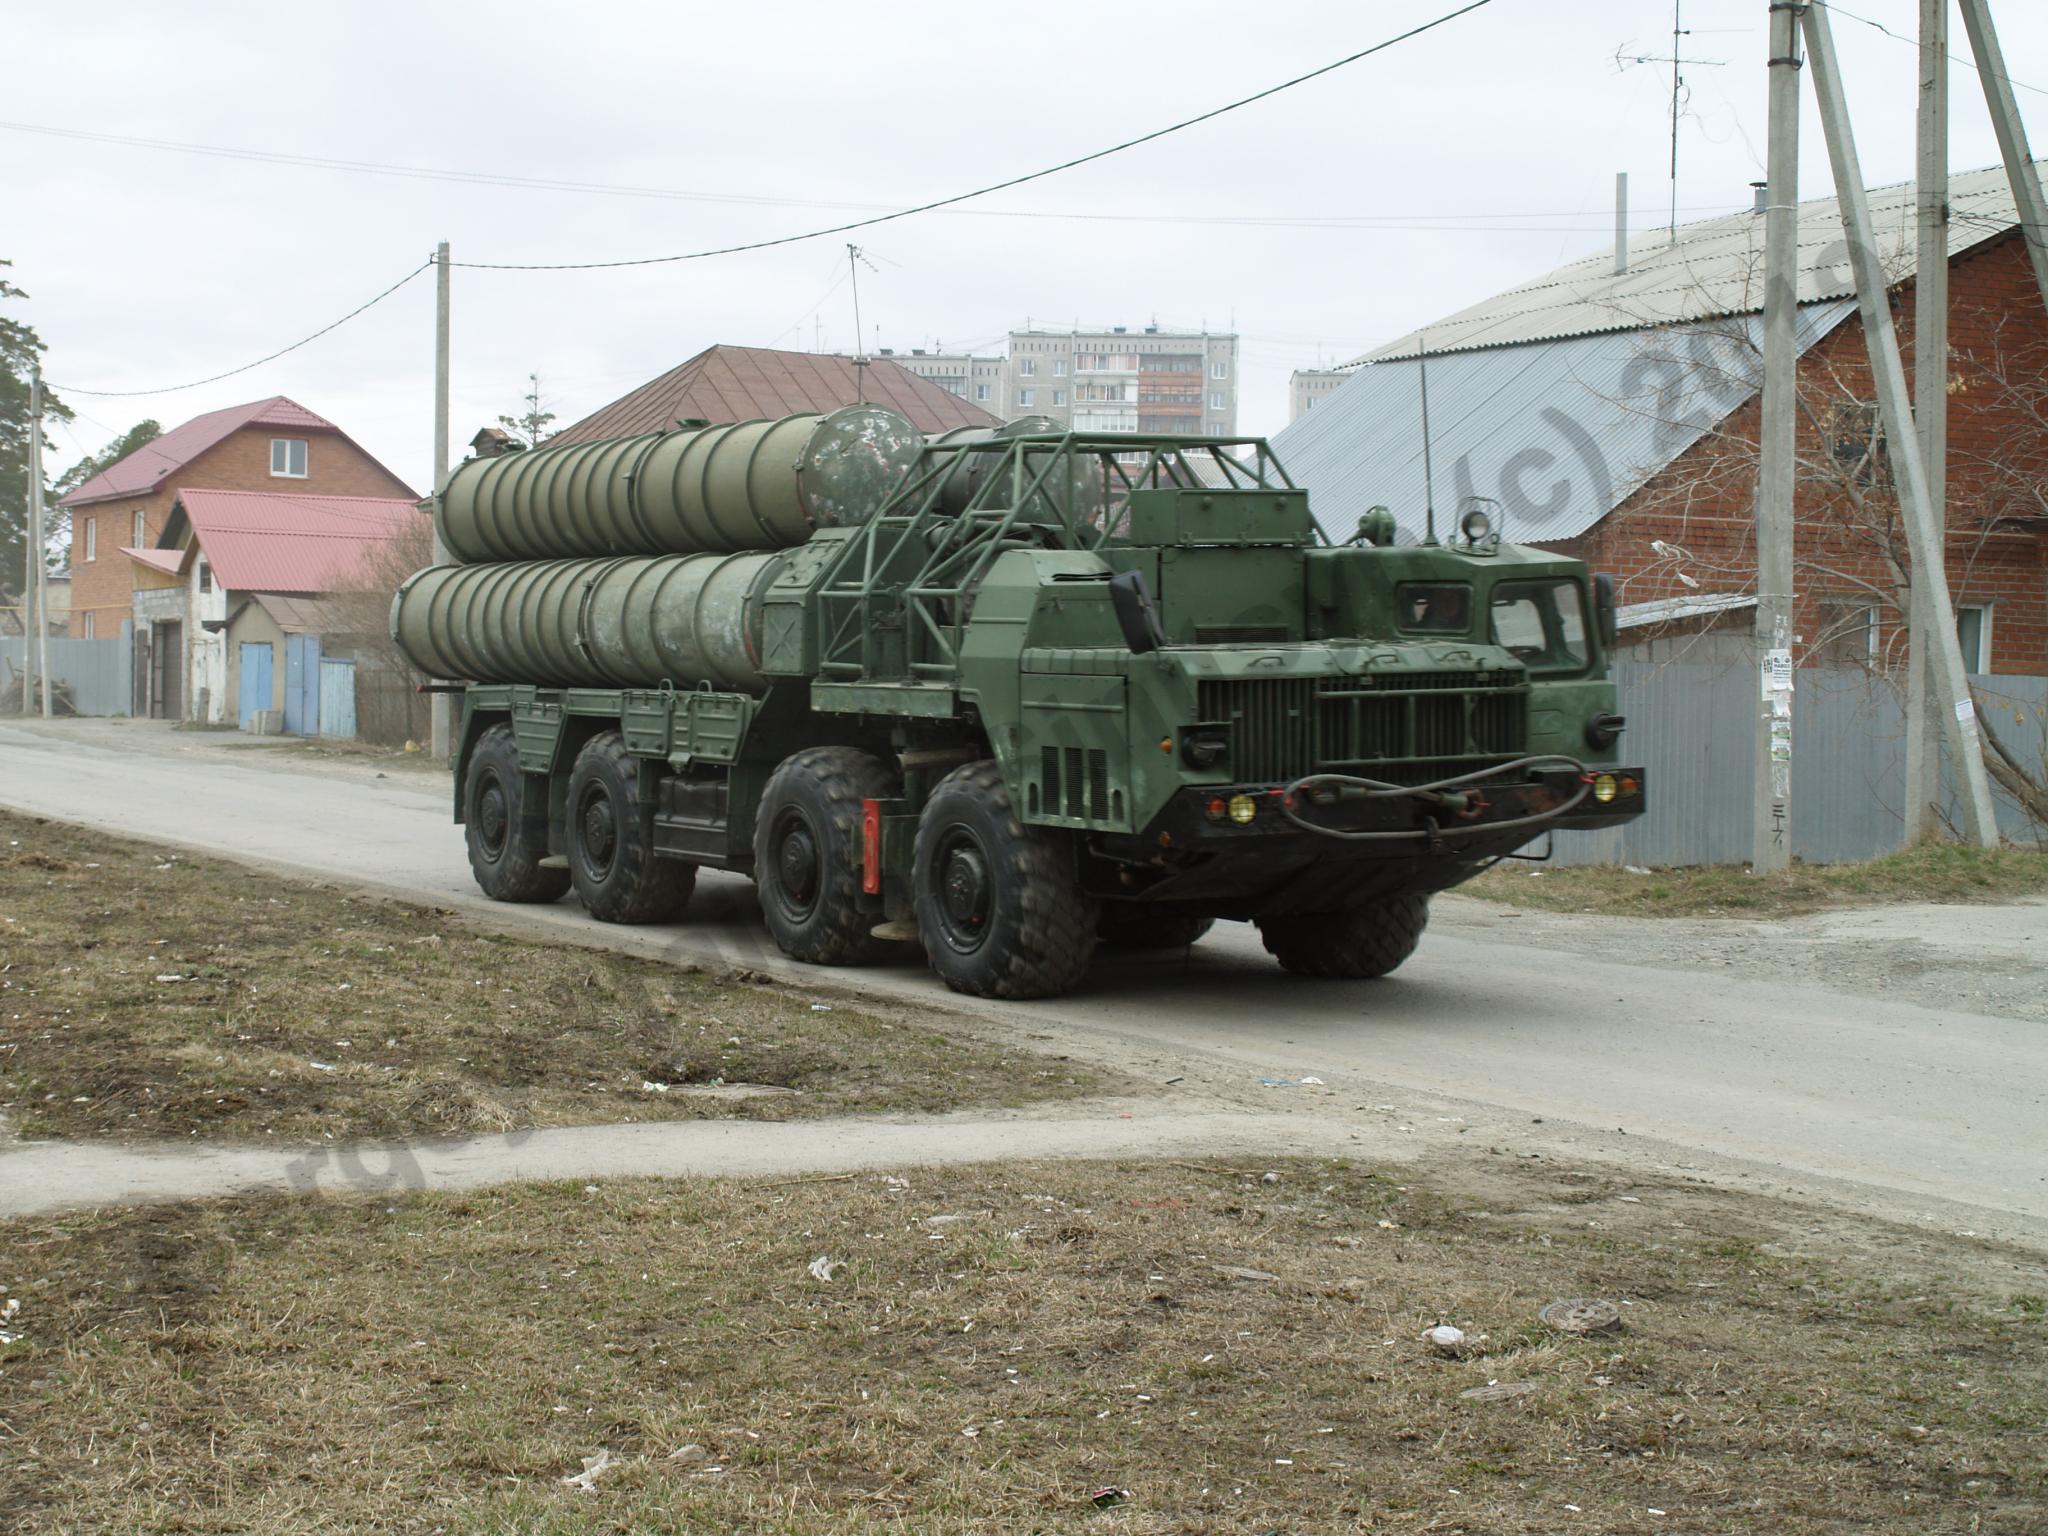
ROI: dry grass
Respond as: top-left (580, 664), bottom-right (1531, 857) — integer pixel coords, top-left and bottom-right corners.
top-left (1, 1155), bottom-right (2042, 1533)
top-left (1463, 842), bottom-right (2048, 919)
top-left (0, 810), bottom-right (1120, 1142)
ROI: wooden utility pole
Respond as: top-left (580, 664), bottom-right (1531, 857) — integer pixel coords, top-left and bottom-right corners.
top-left (1904, 0), bottom-right (1949, 844)
top-left (431, 240), bottom-right (452, 761)
top-left (1752, 0), bottom-right (1801, 872)
top-left (1802, 0), bottom-right (1999, 845)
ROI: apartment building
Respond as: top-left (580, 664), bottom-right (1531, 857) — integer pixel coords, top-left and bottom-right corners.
top-left (1289, 367), bottom-right (1351, 422)
top-left (883, 324), bottom-right (1238, 435)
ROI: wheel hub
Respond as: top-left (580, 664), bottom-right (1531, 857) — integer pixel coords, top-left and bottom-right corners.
top-left (941, 844), bottom-right (989, 929)
top-left (777, 819), bottom-right (819, 904)
top-left (580, 791), bottom-right (617, 871)
top-left (477, 780), bottom-right (508, 853)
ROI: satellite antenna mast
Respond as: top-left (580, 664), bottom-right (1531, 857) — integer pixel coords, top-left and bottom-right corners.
top-left (1418, 330), bottom-right (1439, 547)
top-left (1612, 2), bottom-right (1723, 244)
top-left (846, 243), bottom-right (879, 401)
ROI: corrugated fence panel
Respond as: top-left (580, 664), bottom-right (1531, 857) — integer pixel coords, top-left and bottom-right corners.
top-left (0, 633), bottom-right (132, 716)
top-left (1550, 664), bottom-right (2047, 866)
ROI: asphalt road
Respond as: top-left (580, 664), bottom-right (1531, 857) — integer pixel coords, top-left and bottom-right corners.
top-left (4, 718), bottom-right (2044, 1247)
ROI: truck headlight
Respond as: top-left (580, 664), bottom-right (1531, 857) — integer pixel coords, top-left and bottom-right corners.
top-left (1181, 730), bottom-right (1228, 769)
top-left (1227, 794), bottom-right (1258, 825)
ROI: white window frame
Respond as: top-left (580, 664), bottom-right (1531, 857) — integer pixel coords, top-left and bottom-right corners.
top-left (1210, 391), bottom-right (1226, 410)
top-left (1017, 388), bottom-right (1035, 407)
top-left (1018, 358), bottom-right (1037, 377)
top-left (1052, 389), bottom-right (1066, 406)
top-left (1211, 360), bottom-right (1228, 379)
top-left (85, 516), bottom-right (97, 561)
top-left (1956, 604), bottom-right (1991, 674)
top-left (974, 383), bottom-right (991, 401)
top-left (270, 438), bottom-right (309, 478)
top-left (133, 509), bottom-right (145, 547)
top-left (1052, 359), bottom-right (1067, 377)
top-left (83, 611), bottom-right (96, 639)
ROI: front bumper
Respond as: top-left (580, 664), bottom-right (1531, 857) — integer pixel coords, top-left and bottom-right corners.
top-left (1144, 765), bottom-right (1647, 852)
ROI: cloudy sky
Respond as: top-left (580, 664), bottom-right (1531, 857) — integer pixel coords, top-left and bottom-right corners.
top-left (8, 0), bottom-right (2044, 493)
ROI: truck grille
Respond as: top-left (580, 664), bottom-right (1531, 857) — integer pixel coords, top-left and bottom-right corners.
top-left (1196, 672), bottom-right (1526, 784)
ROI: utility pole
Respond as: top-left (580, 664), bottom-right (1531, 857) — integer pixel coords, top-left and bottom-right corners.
top-left (1802, 0), bottom-right (1999, 846)
top-left (1957, 0), bottom-right (2048, 313)
top-left (430, 240), bottom-right (452, 761)
top-left (23, 362), bottom-right (50, 718)
top-left (1752, 0), bottom-right (1801, 873)
top-left (1904, 0), bottom-right (1949, 844)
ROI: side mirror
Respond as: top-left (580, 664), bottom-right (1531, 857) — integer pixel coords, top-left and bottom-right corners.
top-left (1594, 573), bottom-right (1619, 650)
top-left (1108, 569), bottom-right (1168, 655)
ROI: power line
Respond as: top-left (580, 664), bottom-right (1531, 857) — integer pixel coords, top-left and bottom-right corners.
top-left (450, 0), bottom-right (1497, 271)
top-left (2, 117), bottom-right (1745, 229)
top-left (1825, 3), bottom-right (2048, 98)
top-left (51, 259), bottom-right (435, 397)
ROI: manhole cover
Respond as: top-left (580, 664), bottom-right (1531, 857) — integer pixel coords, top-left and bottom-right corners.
top-left (1539, 1298), bottom-right (1622, 1333)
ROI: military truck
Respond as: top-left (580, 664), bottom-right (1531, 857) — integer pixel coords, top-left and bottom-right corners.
top-left (394, 412), bottom-right (1645, 1000)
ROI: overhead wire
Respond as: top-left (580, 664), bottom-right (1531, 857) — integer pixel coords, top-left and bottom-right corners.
top-left (52, 259), bottom-right (436, 397)
top-left (1824, 4), bottom-right (2048, 99)
top-left (448, 0), bottom-right (1498, 270)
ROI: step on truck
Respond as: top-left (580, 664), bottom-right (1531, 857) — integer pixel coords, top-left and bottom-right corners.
top-left (393, 410), bottom-right (1647, 1000)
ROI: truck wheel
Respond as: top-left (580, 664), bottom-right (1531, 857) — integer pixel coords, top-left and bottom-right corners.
top-left (464, 722), bottom-right (569, 904)
top-left (1258, 895), bottom-right (1429, 979)
top-left (1098, 908), bottom-right (1216, 951)
top-left (754, 747), bottom-right (896, 966)
top-left (913, 760), bottom-right (1099, 999)
top-left (568, 731), bottom-right (695, 924)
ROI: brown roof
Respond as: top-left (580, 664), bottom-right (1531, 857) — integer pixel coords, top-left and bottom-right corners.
top-left (552, 344), bottom-right (1001, 444)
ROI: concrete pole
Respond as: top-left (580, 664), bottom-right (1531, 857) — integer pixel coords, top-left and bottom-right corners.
top-left (1752, 0), bottom-right (1801, 874)
top-left (430, 240), bottom-right (452, 761)
top-left (1957, 0), bottom-right (2048, 312)
top-left (27, 361), bottom-right (50, 719)
top-left (1904, 0), bottom-right (1949, 845)
top-left (1802, 0), bottom-right (2000, 846)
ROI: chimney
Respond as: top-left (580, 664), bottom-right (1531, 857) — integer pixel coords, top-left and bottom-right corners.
top-left (1751, 180), bottom-right (1768, 214)
top-left (1614, 172), bottom-right (1629, 276)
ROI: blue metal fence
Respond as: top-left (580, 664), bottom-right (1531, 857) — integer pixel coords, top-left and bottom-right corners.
top-left (1549, 662), bottom-right (2047, 865)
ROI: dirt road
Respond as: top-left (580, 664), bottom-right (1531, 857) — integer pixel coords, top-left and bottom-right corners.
top-left (4, 717), bottom-right (2045, 1246)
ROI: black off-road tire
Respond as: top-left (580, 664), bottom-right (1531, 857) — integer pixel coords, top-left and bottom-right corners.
top-left (1258, 895), bottom-right (1430, 979)
top-left (754, 747), bottom-right (897, 966)
top-left (567, 731), bottom-right (695, 924)
top-left (913, 760), bottom-right (1099, 1000)
top-left (1097, 907), bottom-right (1216, 951)
top-left (463, 722), bottom-right (569, 904)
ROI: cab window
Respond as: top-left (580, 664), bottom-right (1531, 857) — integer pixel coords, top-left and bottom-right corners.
top-left (1490, 578), bottom-right (1590, 672)
top-left (1395, 582), bottom-right (1472, 634)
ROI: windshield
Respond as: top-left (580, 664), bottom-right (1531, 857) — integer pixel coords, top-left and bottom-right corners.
top-left (1490, 578), bottom-right (1590, 672)
top-left (1396, 582), bottom-right (1473, 635)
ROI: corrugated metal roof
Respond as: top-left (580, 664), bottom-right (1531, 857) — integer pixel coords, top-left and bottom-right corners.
top-left (1618, 592), bottom-right (1756, 629)
top-left (1273, 301), bottom-right (1855, 546)
top-left (1356, 160), bottom-right (2036, 362)
top-left (174, 489), bottom-right (417, 594)
top-left (552, 344), bottom-right (1002, 444)
top-left (60, 397), bottom-right (345, 507)
top-left (119, 545), bottom-right (190, 577)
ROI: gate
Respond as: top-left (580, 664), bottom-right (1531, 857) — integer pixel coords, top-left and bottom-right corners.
top-left (318, 657), bottom-right (357, 738)
top-left (237, 641), bottom-right (273, 729)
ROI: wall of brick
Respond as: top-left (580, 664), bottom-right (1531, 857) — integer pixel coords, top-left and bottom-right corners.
top-left (1544, 231), bottom-right (2048, 675)
top-left (66, 426), bottom-right (413, 638)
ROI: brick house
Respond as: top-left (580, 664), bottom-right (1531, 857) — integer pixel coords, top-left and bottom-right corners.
top-left (1272, 162), bottom-right (2048, 678)
top-left (57, 396), bottom-right (416, 643)
top-left (127, 487), bottom-right (421, 725)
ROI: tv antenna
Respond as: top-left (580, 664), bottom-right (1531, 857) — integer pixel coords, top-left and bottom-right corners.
top-left (1614, 0), bottom-right (1725, 243)
top-left (847, 243), bottom-right (880, 399)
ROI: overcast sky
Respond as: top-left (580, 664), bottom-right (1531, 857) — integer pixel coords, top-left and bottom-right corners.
top-left (8, 0), bottom-right (2044, 493)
